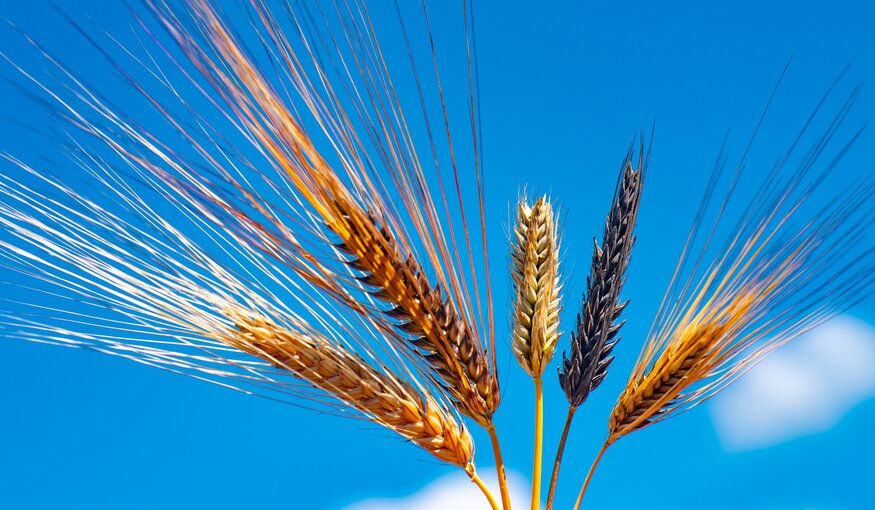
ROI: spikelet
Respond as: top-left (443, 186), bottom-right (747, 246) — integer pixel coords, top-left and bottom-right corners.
top-left (224, 309), bottom-right (474, 468)
top-left (559, 157), bottom-right (643, 407)
top-left (510, 196), bottom-right (562, 378)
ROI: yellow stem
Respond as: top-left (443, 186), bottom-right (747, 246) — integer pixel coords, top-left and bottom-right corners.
top-left (544, 406), bottom-right (576, 510)
top-left (487, 423), bottom-right (513, 510)
top-left (530, 377), bottom-right (544, 510)
top-left (469, 469), bottom-right (501, 510)
top-left (572, 442), bottom-right (610, 510)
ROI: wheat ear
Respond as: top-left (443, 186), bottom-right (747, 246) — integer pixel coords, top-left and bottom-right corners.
top-left (224, 309), bottom-right (475, 468)
top-left (546, 156), bottom-right (642, 510)
top-left (509, 195), bottom-right (562, 510)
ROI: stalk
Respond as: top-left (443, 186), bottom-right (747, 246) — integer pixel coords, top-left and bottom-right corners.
top-left (572, 442), bottom-right (610, 510)
top-left (530, 377), bottom-right (544, 510)
top-left (487, 423), bottom-right (513, 510)
top-left (469, 470), bottom-right (501, 510)
top-left (544, 406), bottom-right (576, 509)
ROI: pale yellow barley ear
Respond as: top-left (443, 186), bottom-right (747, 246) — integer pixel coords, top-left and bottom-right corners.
top-left (510, 196), bottom-right (562, 378)
top-left (509, 194), bottom-right (562, 509)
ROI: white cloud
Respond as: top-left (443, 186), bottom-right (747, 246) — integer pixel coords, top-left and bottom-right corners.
top-left (709, 315), bottom-right (875, 452)
top-left (342, 469), bottom-right (532, 510)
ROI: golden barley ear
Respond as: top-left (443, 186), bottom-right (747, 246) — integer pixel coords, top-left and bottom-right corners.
top-left (559, 156), bottom-right (643, 407)
top-left (331, 198), bottom-right (499, 427)
top-left (572, 78), bottom-right (875, 508)
top-left (608, 289), bottom-right (756, 441)
top-left (224, 309), bottom-right (474, 468)
top-left (510, 196), bottom-right (562, 378)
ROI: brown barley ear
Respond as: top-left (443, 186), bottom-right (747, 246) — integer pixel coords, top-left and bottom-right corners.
top-left (142, 1), bottom-right (500, 426)
top-left (224, 309), bottom-right (475, 468)
top-left (331, 198), bottom-right (499, 426)
top-left (510, 195), bottom-right (562, 378)
top-left (558, 153), bottom-right (643, 408)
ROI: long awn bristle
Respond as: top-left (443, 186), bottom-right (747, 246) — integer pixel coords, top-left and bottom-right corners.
top-left (0, 1), bottom-right (511, 505)
top-left (606, 150), bottom-right (874, 447)
top-left (3, 3), bottom-right (874, 510)
top-left (573, 86), bottom-right (875, 507)
top-left (138, 0), bottom-right (503, 428)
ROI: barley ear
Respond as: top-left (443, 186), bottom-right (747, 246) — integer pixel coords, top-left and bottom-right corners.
top-left (224, 309), bottom-right (475, 468)
top-left (559, 159), bottom-right (643, 407)
top-left (511, 196), bottom-right (562, 378)
top-left (331, 198), bottom-right (499, 426)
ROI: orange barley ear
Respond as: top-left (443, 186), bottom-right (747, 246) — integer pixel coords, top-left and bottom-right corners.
top-left (225, 309), bottom-right (474, 467)
top-left (608, 287), bottom-right (759, 441)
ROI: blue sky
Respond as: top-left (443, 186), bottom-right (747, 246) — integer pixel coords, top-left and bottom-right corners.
top-left (1, 1), bottom-right (874, 509)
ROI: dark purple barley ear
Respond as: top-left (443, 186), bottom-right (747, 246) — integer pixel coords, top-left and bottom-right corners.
top-left (559, 152), bottom-right (643, 408)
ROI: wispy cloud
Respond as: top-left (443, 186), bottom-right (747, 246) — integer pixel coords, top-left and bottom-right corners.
top-left (342, 469), bottom-right (531, 510)
top-left (709, 315), bottom-right (875, 452)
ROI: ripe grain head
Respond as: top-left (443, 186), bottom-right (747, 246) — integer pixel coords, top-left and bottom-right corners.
top-left (559, 157), bottom-right (643, 408)
top-left (331, 197), bottom-right (500, 426)
top-left (225, 308), bottom-right (475, 468)
top-left (510, 195), bottom-right (562, 378)
top-left (608, 287), bottom-right (757, 441)
top-left (606, 103), bottom-right (875, 444)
